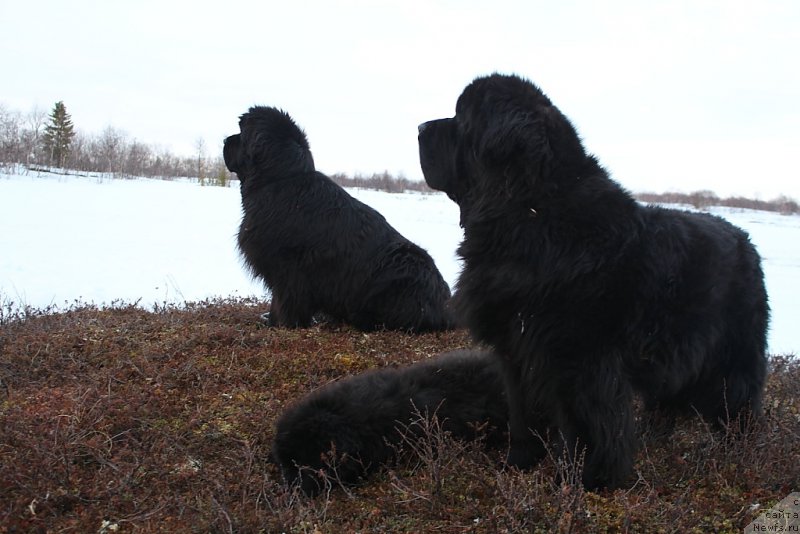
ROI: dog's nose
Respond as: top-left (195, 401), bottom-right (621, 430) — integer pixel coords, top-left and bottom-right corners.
top-left (418, 122), bottom-right (430, 135)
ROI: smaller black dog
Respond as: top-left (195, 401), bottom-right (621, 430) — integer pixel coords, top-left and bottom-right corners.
top-left (223, 106), bottom-right (453, 332)
top-left (271, 349), bottom-right (507, 495)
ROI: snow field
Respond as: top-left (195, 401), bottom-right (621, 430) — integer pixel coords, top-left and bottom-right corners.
top-left (1, 170), bottom-right (797, 355)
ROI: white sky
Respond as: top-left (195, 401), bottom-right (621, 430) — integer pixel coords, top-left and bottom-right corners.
top-left (2, 0), bottom-right (798, 199)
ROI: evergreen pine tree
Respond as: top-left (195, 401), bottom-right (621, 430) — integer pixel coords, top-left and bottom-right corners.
top-left (42, 101), bottom-right (75, 168)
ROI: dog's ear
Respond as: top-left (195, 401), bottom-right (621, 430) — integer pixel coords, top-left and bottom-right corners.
top-left (223, 134), bottom-right (242, 174)
top-left (477, 111), bottom-right (553, 183)
top-left (240, 107), bottom-right (316, 178)
top-left (245, 130), bottom-right (315, 176)
top-left (477, 104), bottom-right (584, 192)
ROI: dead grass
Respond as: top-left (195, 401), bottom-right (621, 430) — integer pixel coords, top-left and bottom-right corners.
top-left (635, 190), bottom-right (799, 215)
top-left (0, 298), bottom-right (797, 533)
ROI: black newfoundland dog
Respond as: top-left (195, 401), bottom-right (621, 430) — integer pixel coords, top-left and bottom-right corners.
top-left (223, 106), bottom-right (452, 332)
top-left (418, 74), bottom-right (769, 489)
top-left (271, 349), bottom-right (507, 495)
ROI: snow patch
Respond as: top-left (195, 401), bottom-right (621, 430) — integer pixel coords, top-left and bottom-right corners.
top-left (1, 170), bottom-right (797, 355)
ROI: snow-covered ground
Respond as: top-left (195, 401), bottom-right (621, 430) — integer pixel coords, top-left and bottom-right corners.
top-left (1, 169), bottom-right (797, 356)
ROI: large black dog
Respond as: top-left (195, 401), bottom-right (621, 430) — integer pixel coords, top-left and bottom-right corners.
top-left (224, 106), bottom-right (452, 332)
top-left (271, 349), bottom-right (507, 495)
top-left (418, 74), bottom-right (769, 489)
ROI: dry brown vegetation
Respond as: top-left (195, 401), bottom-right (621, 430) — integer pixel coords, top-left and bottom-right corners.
top-left (1, 298), bottom-right (798, 533)
top-left (635, 190), bottom-right (799, 215)
top-left (327, 176), bottom-right (800, 217)
top-left (326, 174), bottom-right (800, 216)
top-left (328, 172), bottom-right (437, 194)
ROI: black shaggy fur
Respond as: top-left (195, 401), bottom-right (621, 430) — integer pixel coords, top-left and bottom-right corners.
top-left (271, 349), bottom-right (507, 495)
top-left (223, 106), bottom-right (452, 332)
top-left (418, 74), bottom-right (769, 490)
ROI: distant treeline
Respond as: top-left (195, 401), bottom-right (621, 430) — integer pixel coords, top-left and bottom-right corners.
top-left (636, 190), bottom-right (799, 215)
top-left (2, 103), bottom-right (796, 214)
top-left (0, 103), bottom-right (231, 185)
top-left (327, 175), bottom-right (800, 215)
top-left (328, 172), bottom-right (435, 194)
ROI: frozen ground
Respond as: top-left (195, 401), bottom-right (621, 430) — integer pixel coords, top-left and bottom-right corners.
top-left (1, 169), bottom-right (797, 356)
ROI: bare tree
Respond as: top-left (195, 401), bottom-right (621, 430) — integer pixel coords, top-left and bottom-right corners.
top-left (125, 139), bottom-right (152, 177)
top-left (195, 137), bottom-right (207, 184)
top-left (67, 132), bottom-right (91, 171)
top-left (152, 147), bottom-right (182, 178)
top-left (25, 106), bottom-right (47, 165)
top-left (96, 126), bottom-right (127, 174)
top-left (0, 104), bottom-right (22, 165)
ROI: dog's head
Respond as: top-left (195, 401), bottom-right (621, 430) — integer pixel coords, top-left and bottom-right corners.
top-left (418, 74), bottom-right (586, 220)
top-left (223, 106), bottom-right (315, 186)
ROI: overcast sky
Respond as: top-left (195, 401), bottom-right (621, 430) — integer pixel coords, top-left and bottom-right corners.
top-left (2, 0), bottom-right (798, 199)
